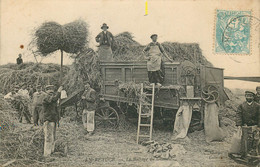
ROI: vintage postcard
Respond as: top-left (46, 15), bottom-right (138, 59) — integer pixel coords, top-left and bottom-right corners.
top-left (0, 0), bottom-right (259, 166)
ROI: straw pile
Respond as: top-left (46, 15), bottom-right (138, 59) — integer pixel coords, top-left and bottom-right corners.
top-left (63, 48), bottom-right (102, 94)
top-left (34, 22), bottom-right (63, 56)
top-left (0, 62), bottom-right (69, 94)
top-left (112, 32), bottom-right (144, 61)
top-left (112, 32), bottom-right (213, 66)
top-left (0, 93), bottom-right (43, 163)
top-left (32, 20), bottom-right (88, 56)
top-left (0, 94), bottom-right (16, 132)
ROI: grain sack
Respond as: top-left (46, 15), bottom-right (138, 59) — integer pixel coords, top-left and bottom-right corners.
top-left (229, 127), bottom-right (242, 153)
top-left (204, 103), bottom-right (224, 142)
top-left (173, 102), bottom-right (192, 139)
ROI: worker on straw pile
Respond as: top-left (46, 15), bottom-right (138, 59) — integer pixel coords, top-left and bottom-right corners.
top-left (16, 53), bottom-right (23, 65)
top-left (4, 85), bottom-right (19, 100)
top-left (5, 85), bottom-right (31, 123)
top-left (143, 34), bottom-right (173, 86)
top-left (254, 86), bottom-right (260, 104)
top-left (95, 23), bottom-right (114, 61)
top-left (234, 91), bottom-right (260, 157)
top-left (81, 81), bottom-right (97, 136)
top-left (32, 85), bottom-right (47, 126)
top-left (42, 85), bottom-right (62, 157)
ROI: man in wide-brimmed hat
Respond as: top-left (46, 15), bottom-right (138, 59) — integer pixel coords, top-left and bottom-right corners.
top-left (143, 34), bottom-right (173, 86)
top-left (32, 85), bottom-right (46, 126)
top-left (95, 23), bottom-right (114, 61)
top-left (42, 84), bottom-right (62, 157)
top-left (81, 81), bottom-right (97, 136)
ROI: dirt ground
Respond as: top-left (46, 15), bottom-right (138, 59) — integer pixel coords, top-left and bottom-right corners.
top-left (0, 89), bottom-right (249, 167)
top-left (2, 116), bottom-right (247, 167)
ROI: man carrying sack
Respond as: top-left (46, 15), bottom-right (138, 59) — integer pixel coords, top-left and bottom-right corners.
top-left (42, 85), bottom-right (62, 157)
top-left (143, 34), bottom-right (173, 86)
top-left (81, 82), bottom-right (97, 136)
top-left (229, 91), bottom-right (260, 160)
top-left (95, 23), bottom-right (114, 61)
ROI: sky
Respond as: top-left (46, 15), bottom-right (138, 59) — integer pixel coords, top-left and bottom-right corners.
top-left (0, 0), bottom-right (259, 89)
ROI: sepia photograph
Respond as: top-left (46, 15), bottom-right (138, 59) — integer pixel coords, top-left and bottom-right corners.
top-left (0, 0), bottom-right (259, 166)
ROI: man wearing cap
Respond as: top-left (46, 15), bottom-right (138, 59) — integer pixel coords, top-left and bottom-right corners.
top-left (4, 85), bottom-right (19, 100)
top-left (32, 85), bottom-right (46, 126)
top-left (254, 86), bottom-right (260, 104)
top-left (236, 91), bottom-right (260, 127)
top-left (95, 23), bottom-right (114, 61)
top-left (42, 85), bottom-right (62, 157)
top-left (235, 91), bottom-right (260, 157)
top-left (81, 82), bottom-right (97, 135)
top-left (143, 34), bottom-right (173, 86)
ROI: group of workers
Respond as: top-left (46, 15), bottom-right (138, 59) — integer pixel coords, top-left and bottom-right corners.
top-left (4, 81), bottom-right (96, 157)
top-left (5, 84), bottom-right (63, 156)
top-left (6, 23), bottom-right (260, 159)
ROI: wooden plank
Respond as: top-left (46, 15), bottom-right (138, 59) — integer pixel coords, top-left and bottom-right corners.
top-left (101, 67), bottom-right (106, 81)
top-left (125, 68), bottom-right (132, 82)
top-left (100, 61), bottom-right (180, 65)
top-left (102, 94), bottom-right (180, 109)
top-left (105, 68), bottom-right (122, 81)
top-left (122, 68), bottom-right (126, 82)
top-left (104, 85), bottom-right (118, 95)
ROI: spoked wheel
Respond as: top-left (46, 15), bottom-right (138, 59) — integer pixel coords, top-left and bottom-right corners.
top-left (95, 106), bottom-right (119, 129)
top-left (201, 85), bottom-right (219, 103)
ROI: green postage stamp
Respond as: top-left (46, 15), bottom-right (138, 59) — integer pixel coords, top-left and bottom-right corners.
top-left (215, 10), bottom-right (251, 54)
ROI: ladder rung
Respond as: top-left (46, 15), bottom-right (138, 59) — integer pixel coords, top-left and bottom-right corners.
top-left (139, 124), bottom-right (151, 127)
top-left (140, 114), bottom-right (151, 117)
top-left (143, 86), bottom-right (154, 89)
top-left (142, 103), bottom-right (152, 106)
top-left (138, 135), bottom-right (150, 138)
top-left (145, 94), bottom-right (153, 96)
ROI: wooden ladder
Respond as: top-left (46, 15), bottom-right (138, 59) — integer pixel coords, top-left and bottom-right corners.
top-left (136, 83), bottom-right (155, 144)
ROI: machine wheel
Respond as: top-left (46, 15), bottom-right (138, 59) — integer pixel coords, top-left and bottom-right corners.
top-left (95, 106), bottom-right (119, 129)
top-left (201, 85), bottom-right (219, 103)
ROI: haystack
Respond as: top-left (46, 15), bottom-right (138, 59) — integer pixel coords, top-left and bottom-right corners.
top-left (111, 32), bottom-right (213, 66)
top-left (34, 22), bottom-right (63, 56)
top-left (0, 62), bottom-right (69, 94)
top-left (32, 20), bottom-right (88, 56)
top-left (112, 32), bottom-right (144, 61)
top-left (63, 48), bottom-right (102, 94)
